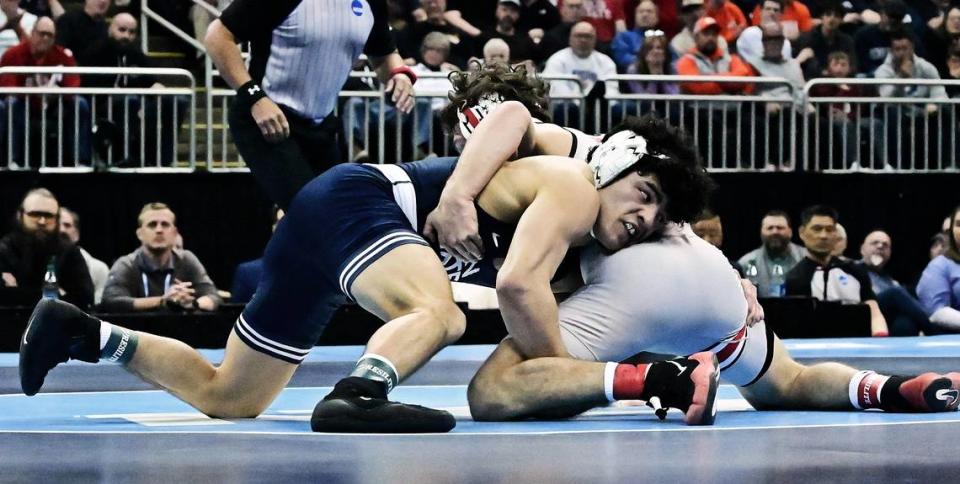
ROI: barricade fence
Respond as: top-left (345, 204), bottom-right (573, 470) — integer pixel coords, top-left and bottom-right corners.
top-left (3, 69), bottom-right (959, 174)
top-left (0, 66), bottom-right (196, 172)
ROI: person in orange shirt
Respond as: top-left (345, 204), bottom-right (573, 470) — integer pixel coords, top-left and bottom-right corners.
top-left (675, 16), bottom-right (754, 95)
top-left (750, 0), bottom-right (812, 40)
top-left (704, 0), bottom-right (746, 43)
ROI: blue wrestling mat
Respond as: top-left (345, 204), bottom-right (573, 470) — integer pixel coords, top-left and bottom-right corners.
top-left (2, 337), bottom-right (959, 482)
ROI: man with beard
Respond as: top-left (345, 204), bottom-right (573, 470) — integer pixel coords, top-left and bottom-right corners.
top-left (0, 188), bottom-right (93, 308)
top-left (738, 209), bottom-right (805, 297)
top-left (77, 13), bottom-right (186, 166)
top-left (100, 202), bottom-right (222, 312)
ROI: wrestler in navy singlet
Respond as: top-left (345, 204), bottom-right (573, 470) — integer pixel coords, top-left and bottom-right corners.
top-left (236, 157), bottom-right (523, 363)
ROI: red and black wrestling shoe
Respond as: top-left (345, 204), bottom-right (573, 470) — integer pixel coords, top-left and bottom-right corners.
top-left (890, 372), bottom-right (960, 412)
top-left (641, 352), bottom-right (720, 425)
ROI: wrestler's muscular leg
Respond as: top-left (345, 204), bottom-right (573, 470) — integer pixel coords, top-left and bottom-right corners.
top-left (469, 337), bottom-right (608, 420)
top-left (126, 330), bottom-right (298, 418)
top-left (350, 244), bottom-right (467, 380)
top-left (738, 334), bottom-right (856, 410)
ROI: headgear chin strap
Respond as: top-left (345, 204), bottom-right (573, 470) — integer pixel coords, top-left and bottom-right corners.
top-left (456, 92), bottom-right (505, 140)
top-left (587, 130), bottom-right (667, 188)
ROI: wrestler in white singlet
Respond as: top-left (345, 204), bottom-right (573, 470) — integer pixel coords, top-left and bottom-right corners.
top-left (559, 223), bottom-right (774, 386)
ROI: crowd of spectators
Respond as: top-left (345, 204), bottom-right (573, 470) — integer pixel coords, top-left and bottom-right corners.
top-left (3, 185), bottom-right (958, 342)
top-left (0, 0), bottom-right (956, 167)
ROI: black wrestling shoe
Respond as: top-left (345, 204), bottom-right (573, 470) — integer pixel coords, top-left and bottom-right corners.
top-left (311, 377), bottom-right (456, 433)
top-left (19, 298), bottom-right (101, 396)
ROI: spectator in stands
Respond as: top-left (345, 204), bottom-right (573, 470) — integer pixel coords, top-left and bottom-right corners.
top-left (58, 207), bottom-right (108, 305)
top-left (0, 188), bottom-right (93, 308)
top-left (18, 0), bottom-right (64, 20)
top-left (483, 37), bottom-right (511, 65)
top-left (540, 0), bottom-right (585, 61)
top-left (476, 0), bottom-right (538, 64)
top-left (55, 0), bottom-right (108, 56)
top-left (919, 0), bottom-right (956, 31)
top-left (517, 0), bottom-right (561, 34)
top-left (739, 210), bottom-right (806, 297)
top-left (541, 21), bottom-right (619, 129)
top-left (350, 32), bottom-right (450, 161)
top-left (857, 230), bottom-right (931, 336)
top-left (875, 28), bottom-right (949, 165)
top-left (0, 16), bottom-right (91, 166)
top-left (784, 205), bottom-right (889, 336)
top-left (793, 0), bottom-right (856, 80)
top-left (808, 51), bottom-right (886, 170)
top-left (571, 0), bottom-right (627, 49)
top-left (748, 21), bottom-right (804, 97)
top-left (412, 32), bottom-right (458, 154)
top-left (78, 13), bottom-right (187, 166)
top-left (671, 0), bottom-right (728, 56)
top-left (945, 46), bottom-right (960, 97)
top-left (0, 0), bottom-right (36, 58)
top-left (931, 231), bottom-right (949, 260)
top-left (625, 30), bottom-right (677, 93)
top-left (396, 0), bottom-right (473, 68)
top-left (749, 0), bottom-right (811, 40)
top-left (231, 206), bottom-right (284, 304)
top-left (923, 4), bottom-right (960, 76)
top-left (917, 205), bottom-right (960, 332)
top-left (692, 210), bottom-right (744, 276)
top-left (677, 16), bottom-right (753, 165)
top-left (736, 0), bottom-right (792, 66)
top-left (832, 222), bottom-right (848, 259)
top-left (443, 0), bottom-right (498, 36)
top-left (676, 17), bottom-right (753, 95)
top-left (101, 202), bottom-right (222, 312)
top-left (745, 21), bottom-right (803, 168)
top-left (611, 0), bottom-right (663, 70)
top-left (854, 0), bottom-right (912, 76)
top-left (704, 0), bottom-right (747, 45)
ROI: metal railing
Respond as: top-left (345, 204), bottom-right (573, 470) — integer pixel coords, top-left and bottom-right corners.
top-left (2, 65), bottom-right (959, 173)
top-left (802, 78), bottom-right (960, 173)
top-left (605, 75), bottom-right (799, 171)
top-left (0, 67), bottom-right (196, 171)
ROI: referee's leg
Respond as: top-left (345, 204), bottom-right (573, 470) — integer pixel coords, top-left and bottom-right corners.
top-left (229, 99), bottom-right (332, 209)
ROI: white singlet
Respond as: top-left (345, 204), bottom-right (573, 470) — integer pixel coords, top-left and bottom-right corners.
top-left (558, 224), bottom-right (774, 386)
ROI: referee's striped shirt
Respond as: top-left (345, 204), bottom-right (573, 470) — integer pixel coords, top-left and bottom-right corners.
top-left (220, 0), bottom-right (396, 123)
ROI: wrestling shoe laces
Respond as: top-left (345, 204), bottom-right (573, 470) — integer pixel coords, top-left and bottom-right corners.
top-left (641, 352), bottom-right (720, 425)
top-left (311, 377), bottom-right (456, 433)
top-left (19, 298), bottom-right (101, 396)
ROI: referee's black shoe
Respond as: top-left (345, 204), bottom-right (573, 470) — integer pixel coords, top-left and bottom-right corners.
top-left (311, 377), bottom-right (456, 433)
top-left (20, 298), bottom-right (101, 396)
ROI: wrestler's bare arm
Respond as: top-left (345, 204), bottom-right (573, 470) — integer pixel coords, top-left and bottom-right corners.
top-left (423, 102), bottom-right (574, 261)
top-left (478, 157), bottom-right (598, 358)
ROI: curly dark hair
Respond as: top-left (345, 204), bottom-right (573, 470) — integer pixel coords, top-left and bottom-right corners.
top-left (599, 114), bottom-right (716, 225)
top-left (439, 61), bottom-right (552, 135)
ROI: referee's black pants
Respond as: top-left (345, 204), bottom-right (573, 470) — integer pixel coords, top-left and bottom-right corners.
top-left (229, 99), bottom-right (344, 209)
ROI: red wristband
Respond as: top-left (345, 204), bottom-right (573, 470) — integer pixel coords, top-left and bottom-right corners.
top-left (389, 65), bottom-right (417, 85)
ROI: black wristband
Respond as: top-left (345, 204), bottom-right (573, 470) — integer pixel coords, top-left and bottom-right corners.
top-left (237, 80), bottom-right (267, 107)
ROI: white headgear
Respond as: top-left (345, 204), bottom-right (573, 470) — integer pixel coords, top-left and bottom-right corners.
top-left (587, 130), bottom-right (667, 188)
top-left (456, 92), bottom-right (505, 140)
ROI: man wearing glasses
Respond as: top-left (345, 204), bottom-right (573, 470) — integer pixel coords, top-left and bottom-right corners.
top-left (0, 188), bottom-right (93, 307)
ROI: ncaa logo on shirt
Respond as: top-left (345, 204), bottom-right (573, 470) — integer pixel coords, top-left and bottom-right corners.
top-left (838, 274), bottom-right (849, 285)
top-left (351, 0), bottom-right (363, 16)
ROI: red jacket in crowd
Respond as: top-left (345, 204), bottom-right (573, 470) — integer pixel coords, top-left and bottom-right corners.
top-left (0, 40), bottom-right (80, 88)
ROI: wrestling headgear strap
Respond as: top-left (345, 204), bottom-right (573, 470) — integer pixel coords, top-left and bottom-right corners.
top-left (587, 130), bottom-right (668, 189)
top-left (456, 92), bottom-right (505, 140)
